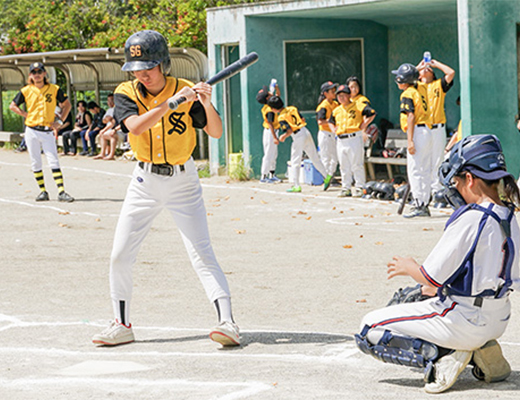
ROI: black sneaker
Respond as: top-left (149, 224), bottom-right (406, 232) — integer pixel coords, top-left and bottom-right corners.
top-left (404, 205), bottom-right (431, 218)
top-left (35, 191), bottom-right (49, 201)
top-left (58, 191), bottom-right (74, 202)
top-left (79, 151), bottom-right (88, 156)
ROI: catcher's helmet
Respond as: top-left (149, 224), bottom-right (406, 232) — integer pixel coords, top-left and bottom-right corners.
top-left (432, 190), bottom-right (449, 208)
top-left (122, 30), bottom-right (171, 74)
top-left (438, 134), bottom-right (512, 209)
top-left (376, 182), bottom-right (395, 200)
top-left (392, 63), bottom-right (419, 85)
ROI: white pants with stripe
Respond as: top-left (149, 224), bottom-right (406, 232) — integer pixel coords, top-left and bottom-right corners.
top-left (318, 130), bottom-right (338, 176)
top-left (336, 131), bottom-right (366, 189)
top-left (261, 128), bottom-right (279, 176)
top-left (407, 125), bottom-right (433, 207)
top-left (290, 127), bottom-right (328, 187)
top-left (430, 124), bottom-right (447, 193)
top-left (24, 126), bottom-right (60, 172)
top-left (360, 295), bottom-right (511, 351)
top-left (109, 157), bottom-right (231, 324)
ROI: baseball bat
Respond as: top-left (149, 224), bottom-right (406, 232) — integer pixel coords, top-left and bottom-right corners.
top-left (168, 52), bottom-right (259, 110)
top-left (397, 184), bottom-right (411, 215)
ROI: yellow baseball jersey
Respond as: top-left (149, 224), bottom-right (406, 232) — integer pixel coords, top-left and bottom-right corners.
top-left (13, 84), bottom-right (67, 127)
top-left (316, 99), bottom-right (338, 133)
top-left (331, 101), bottom-right (376, 135)
top-left (278, 106), bottom-right (306, 132)
top-left (426, 77), bottom-right (453, 125)
top-left (114, 77), bottom-right (207, 165)
top-left (399, 83), bottom-right (431, 132)
top-left (261, 104), bottom-right (280, 130)
top-left (350, 94), bottom-right (371, 106)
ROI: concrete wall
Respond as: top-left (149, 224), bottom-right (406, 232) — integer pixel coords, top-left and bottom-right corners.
top-left (388, 22), bottom-right (460, 132)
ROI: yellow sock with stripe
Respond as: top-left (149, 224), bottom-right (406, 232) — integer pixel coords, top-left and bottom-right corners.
top-left (33, 170), bottom-right (46, 192)
top-left (52, 168), bottom-right (65, 194)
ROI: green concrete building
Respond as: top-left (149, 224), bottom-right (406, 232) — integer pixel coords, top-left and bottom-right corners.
top-left (207, 0), bottom-right (520, 177)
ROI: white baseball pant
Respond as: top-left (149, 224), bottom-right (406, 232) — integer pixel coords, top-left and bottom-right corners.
top-left (407, 125), bottom-right (433, 207)
top-left (109, 157), bottom-right (231, 324)
top-left (24, 126), bottom-right (60, 171)
top-left (261, 128), bottom-right (279, 176)
top-left (336, 131), bottom-right (366, 189)
top-left (361, 294), bottom-right (511, 351)
top-left (430, 124), bottom-right (447, 193)
top-left (318, 130), bottom-right (338, 176)
top-left (290, 127), bottom-right (328, 187)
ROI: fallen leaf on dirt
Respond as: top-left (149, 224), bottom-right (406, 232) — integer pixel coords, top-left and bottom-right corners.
top-left (385, 220), bottom-right (393, 223)
top-left (343, 245), bottom-right (353, 249)
top-left (375, 241), bottom-right (384, 245)
top-left (355, 222), bottom-right (362, 226)
top-left (306, 216), bottom-right (312, 220)
top-left (58, 211), bottom-right (70, 215)
top-left (302, 199), bottom-right (307, 202)
top-left (260, 200), bottom-right (268, 204)
top-left (332, 207), bottom-right (336, 210)
top-left (356, 299), bottom-right (367, 303)
top-left (384, 212), bottom-right (392, 216)
top-left (231, 218), bottom-right (240, 221)
top-left (224, 196), bottom-right (230, 201)
top-left (207, 213), bottom-right (213, 216)
top-left (297, 211), bottom-right (307, 215)
top-left (226, 180), bottom-right (230, 184)
top-left (95, 218), bottom-right (101, 222)
top-left (58, 223), bottom-right (68, 228)
top-left (235, 229), bottom-right (246, 234)
top-left (339, 210), bottom-right (344, 214)
top-left (359, 235), bottom-right (364, 238)
top-left (212, 204), bottom-right (221, 207)
top-left (423, 228), bottom-right (434, 231)
top-left (250, 197), bottom-right (254, 200)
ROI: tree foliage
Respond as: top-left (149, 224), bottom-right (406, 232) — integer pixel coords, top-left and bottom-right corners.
top-left (0, 0), bottom-right (265, 55)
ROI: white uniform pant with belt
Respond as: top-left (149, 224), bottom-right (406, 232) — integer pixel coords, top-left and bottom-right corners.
top-left (318, 130), bottom-right (338, 176)
top-left (360, 295), bottom-right (511, 351)
top-left (336, 131), bottom-right (366, 189)
top-left (261, 128), bottom-right (279, 176)
top-left (430, 124), bottom-right (447, 193)
top-left (407, 125), bottom-right (433, 207)
top-left (24, 126), bottom-right (60, 172)
top-left (290, 127), bottom-right (328, 187)
top-left (109, 158), bottom-right (231, 323)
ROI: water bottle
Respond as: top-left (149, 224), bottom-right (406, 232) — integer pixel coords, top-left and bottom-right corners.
top-left (269, 78), bottom-right (277, 95)
top-left (423, 51), bottom-right (432, 64)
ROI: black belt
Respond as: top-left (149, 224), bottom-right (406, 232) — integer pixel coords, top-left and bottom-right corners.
top-left (416, 124), bottom-right (427, 127)
top-left (30, 125), bottom-right (52, 132)
top-left (293, 128), bottom-right (301, 135)
top-left (432, 123), bottom-right (445, 129)
top-left (138, 161), bottom-right (185, 177)
top-left (338, 132), bottom-right (357, 139)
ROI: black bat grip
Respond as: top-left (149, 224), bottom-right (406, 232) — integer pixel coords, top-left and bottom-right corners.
top-left (168, 96), bottom-right (187, 110)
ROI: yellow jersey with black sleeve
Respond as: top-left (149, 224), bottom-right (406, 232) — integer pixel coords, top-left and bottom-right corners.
top-left (315, 99), bottom-right (338, 133)
top-left (350, 94), bottom-right (371, 106)
top-left (261, 104), bottom-right (280, 130)
top-left (426, 77), bottom-right (453, 125)
top-left (114, 77), bottom-right (207, 165)
top-left (331, 101), bottom-right (376, 135)
top-left (278, 106), bottom-right (306, 133)
top-left (13, 84), bottom-right (67, 128)
top-left (399, 83), bottom-right (431, 132)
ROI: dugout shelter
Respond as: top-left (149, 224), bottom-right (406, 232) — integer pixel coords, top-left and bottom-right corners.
top-left (207, 0), bottom-right (520, 177)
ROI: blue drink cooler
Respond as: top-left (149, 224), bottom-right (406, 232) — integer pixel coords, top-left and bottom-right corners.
top-left (303, 159), bottom-right (324, 185)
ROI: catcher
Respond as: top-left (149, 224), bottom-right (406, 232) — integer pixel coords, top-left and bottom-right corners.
top-left (356, 134), bottom-right (519, 393)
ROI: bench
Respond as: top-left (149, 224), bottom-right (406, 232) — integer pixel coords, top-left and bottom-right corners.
top-left (0, 131), bottom-right (23, 144)
top-left (365, 129), bottom-right (407, 180)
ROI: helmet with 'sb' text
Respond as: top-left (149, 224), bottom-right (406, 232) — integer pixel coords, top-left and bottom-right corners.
top-left (122, 30), bottom-right (171, 75)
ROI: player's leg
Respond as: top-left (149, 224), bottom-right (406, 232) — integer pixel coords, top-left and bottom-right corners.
top-left (93, 166), bottom-right (163, 346)
top-left (405, 126), bottom-right (431, 217)
top-left (269, 129), bottom-right (280, 181)
top-left (164, 158), bottom-right (238, 346)
top-left (350, 133), bottom-right (366, 196)
top-left (301, 127), bottom-right (332, 190)
top-left (260, 128), bottom-right (274, 182)
top-left (40, 131), bottom-right (73, 202)
top-left (336, 138), bottom-right (352, 196)
top-left (288, 133), bottom-right (304, 191)
top-left (317, 130), bottom-right (332, 175)
top-left (24, 127), bottom-right (48, 200)
top-left (430, 125), bottom-right (446, 193)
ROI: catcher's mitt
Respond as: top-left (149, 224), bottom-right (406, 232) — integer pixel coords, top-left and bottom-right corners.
top-left (386, 284), bottom-right (432, 306)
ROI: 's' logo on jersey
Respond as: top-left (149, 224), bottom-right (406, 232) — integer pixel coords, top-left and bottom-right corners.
top-left (168, 112), bottom-right (187, 135)
top-left (45, 94), bottom-right (52, 103)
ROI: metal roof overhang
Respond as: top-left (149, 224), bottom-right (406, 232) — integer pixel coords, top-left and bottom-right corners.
top-left (0, 47), bottom-right (209, 93)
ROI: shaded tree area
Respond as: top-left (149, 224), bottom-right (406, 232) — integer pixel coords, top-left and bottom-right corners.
top-left (0, 0), bottom-right (266, 55)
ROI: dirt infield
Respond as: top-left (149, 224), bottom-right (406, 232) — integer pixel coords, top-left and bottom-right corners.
top-left (0, 149), bottom-right (519, 399)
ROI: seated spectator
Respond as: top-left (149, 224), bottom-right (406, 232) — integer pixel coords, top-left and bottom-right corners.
top-left (94, 94), bottom-right (123, 160)
top-left (80, 101), bottom-right (106, 156)
top-left (62, 101), bottom-right (91, 155)
top-left (53, 106), bottom-right (74, 140)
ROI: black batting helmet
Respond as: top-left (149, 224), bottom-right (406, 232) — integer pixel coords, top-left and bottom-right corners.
top-left (392, 63), bottom-right (419, 85)
top-left (122, 30), bottom-right (171, 75)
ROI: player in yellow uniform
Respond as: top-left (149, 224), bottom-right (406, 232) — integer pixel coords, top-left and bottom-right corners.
top-left (329, 84), bottom-right (376, 197)
top-left (9, 62), bottom-right (74, 202)
top-left (316, 81), bottom-right (339, 178)
top-left (267, 96), bottom-right (332, 193)
top-left (418, 58), bottom-right (455, 195)
top-left (256, 84), bottom-right (281, 183)
top-left (346, 76), bottom-right (371, 106)
top-left (392, 63), bottom-right (433, 218)
top-left (92, 30), bottom-right (239, 348)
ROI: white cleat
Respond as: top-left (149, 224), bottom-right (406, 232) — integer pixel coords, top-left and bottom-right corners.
top-left (424, 350), bottom-right (472, 394)
top-left (210, 321), bottom-right (240, 347)
top-left (92, 320), bottom-right (135, 346)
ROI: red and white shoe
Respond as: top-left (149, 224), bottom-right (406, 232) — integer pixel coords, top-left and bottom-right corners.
top-left (92, 320), bottom-right (135, 346)
top-left (210, 321), bottom-right (240, 346)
